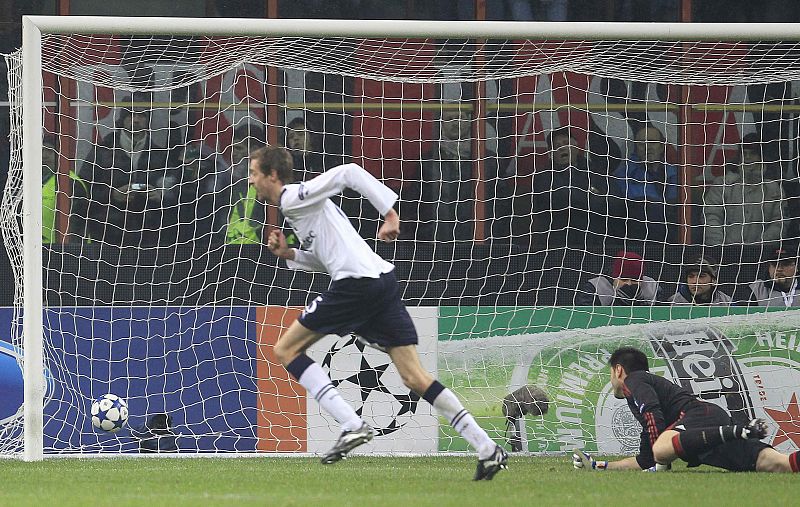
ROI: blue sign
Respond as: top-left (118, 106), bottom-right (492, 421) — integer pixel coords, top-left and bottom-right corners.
top-left (0, 339), bottom-right (24, 425)
top-left (1, 307), bottom-right (259, 453)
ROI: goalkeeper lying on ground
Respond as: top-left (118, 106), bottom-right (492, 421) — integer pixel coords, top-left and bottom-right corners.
top-left (573, 346), bottom-right (800, 473)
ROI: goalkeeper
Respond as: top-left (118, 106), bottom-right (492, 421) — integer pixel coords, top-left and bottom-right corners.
top-left (573, 346), bottom-right (800, 473)
top-left (250, 146), bottom-right (507, 480)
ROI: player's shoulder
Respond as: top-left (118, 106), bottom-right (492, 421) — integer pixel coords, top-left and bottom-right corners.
top-left (279, 182), bottom-right (307, 206)
top-left (626, 369), bottom-right (659, 384)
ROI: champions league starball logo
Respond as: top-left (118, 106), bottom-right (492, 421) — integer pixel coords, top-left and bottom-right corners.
top-left (321, 334), bottom-right (421, 436)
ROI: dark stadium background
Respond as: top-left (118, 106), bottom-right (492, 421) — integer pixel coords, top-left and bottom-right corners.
top-left (1, 0), bottom-right (799, 307)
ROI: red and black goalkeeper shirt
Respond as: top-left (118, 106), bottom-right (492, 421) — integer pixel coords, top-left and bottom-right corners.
top-left (622, 370), bottom-right (698, 469)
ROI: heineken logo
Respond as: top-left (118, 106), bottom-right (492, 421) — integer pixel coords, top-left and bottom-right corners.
top-left (756, 331), bottom-right (800, 353)
top-left (649, 326), bottom-right (754, 424)
top-left (648, 325), bottom-right (800, 450)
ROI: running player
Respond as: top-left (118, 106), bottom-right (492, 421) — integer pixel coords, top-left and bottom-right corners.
top-left (249, 146), bottom-right (507, 480)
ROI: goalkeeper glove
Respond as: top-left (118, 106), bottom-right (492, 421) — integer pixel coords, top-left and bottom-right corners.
top-left (572, 449), bottom-right (608, 471)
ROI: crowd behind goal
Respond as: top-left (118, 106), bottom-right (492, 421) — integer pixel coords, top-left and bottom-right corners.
top-left (30, 96), bottom-right (800, 309)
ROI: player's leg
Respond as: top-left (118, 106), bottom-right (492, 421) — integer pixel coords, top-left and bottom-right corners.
top-left (697, 440), bottom-right (786, 472)
top-left (289, 277), bottom-right (410, 463)
top-left (651, 429), bottom-right (681, 465)
top-left (756, 447), bottom-right (800, 473)
top-left (653, 425), bottom-right (735, 467)
top-left (670, 418), bottom-right (768, 462)
top-left (387, 344), bottom-right (508, 480)
top-left (276, 319), bottom-right (371, 463)
top-left (663, 403), bottom-right (768, 465)
top-left (273, 318), bottom-right (325, 366)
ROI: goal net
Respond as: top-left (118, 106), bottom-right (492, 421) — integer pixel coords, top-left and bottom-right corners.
top-left (3, 18), bottom-right (800, 458)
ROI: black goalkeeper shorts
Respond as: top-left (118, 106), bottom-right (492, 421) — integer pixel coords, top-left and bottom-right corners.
top-left (672, 402), bottom-right (771, 472)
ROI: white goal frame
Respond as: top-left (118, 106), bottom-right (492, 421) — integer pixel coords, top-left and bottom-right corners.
top-left (17, 16), bottom-right (800, 461)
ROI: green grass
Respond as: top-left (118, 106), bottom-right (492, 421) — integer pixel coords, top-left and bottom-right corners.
top-left (1, 456), bottom-right (798, 506)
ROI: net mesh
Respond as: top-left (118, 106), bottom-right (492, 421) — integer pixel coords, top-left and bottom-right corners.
top-left (3, 31), bottom-right (800, 456)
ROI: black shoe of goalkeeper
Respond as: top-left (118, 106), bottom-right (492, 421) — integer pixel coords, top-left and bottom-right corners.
top-left (320, 422), bottom-right (375, 464)
top-left (474, 445), bottom-right (509, 481)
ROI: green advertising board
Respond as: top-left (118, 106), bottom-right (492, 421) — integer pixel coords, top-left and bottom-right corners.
top-left (437, 307), bottom-right (800, 455)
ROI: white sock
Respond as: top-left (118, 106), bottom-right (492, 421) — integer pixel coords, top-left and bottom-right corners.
top-left (431, 387), bottom-right (497, 459)
top-left (298, 362), bottom-right (363, 432)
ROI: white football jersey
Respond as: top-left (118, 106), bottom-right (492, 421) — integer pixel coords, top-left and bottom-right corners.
top-left (279, 163), bottom-right (397, 281)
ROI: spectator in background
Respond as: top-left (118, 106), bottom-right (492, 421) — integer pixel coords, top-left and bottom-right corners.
top-left (418, 108), bottom-right (512, 242)
top-left (667, 255), bottom-right (732, 305)
top-left (575, 250), bottom-right (662, 306)
top-left (74, 96), bottom-right (170, 246)
top-left (41, 136), bottom-right (59, 244)
top-left (528, 126), bottom-right (617, 250)
top-left (693, 0), bottom-right (797, 23)
top-left (749, 245), bottom-right (800, 307)
top-left (286, 116), bottom-right (325, 181)
top-left (488, 0), bottom-right (534, 19)
top-left (703, 133), bottom-right (786, 246)
top-left (284, 116), bottom-right (346, 246)
top-left (166, 142), bottom-right (223, 245)
top-left (44, 136), bottom-right (90, 244)
top-left (535, 0), bottom-right (569, 20)
top-left (221, 124), bottom-right (267, 244)
top-left (220, 124), bottom-right (265, 193)
top-left (42, 135), bottom-right (91, 244)
top-left (613, 125), bottom-right (679, 244)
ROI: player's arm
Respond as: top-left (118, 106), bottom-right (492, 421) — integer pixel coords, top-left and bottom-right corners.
top-left (624, 374), bottom-right (667, 450)
top-left (268, 228), bottom-right (327, 272)
top-left (378, 208), bottom-right (400, 242)
top-left (283, 163), bottom-right (398, 217)
top-left (573, 450), bottom-right (645, 471)
top-left (267, 229), bottom-right (294, 260)
top-left (575, 373), bottom-right (666, 472)
top-left (634, 424), bottom-right (657, 470)
top-left (607, 457), bottom-right (645, 470)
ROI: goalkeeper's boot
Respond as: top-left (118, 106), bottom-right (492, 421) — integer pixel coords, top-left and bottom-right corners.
top-left (742, 418), bottom-right (769, 440)
top-left (320, 422), bottom-right (375, 464)
top-left (473, 445), bottom-right (509, 481)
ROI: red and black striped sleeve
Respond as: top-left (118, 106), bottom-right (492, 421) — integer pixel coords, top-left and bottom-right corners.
top-left (623, 372), bottom-right (667, 448)
top-left (636, 428), bottom-right (655, 469)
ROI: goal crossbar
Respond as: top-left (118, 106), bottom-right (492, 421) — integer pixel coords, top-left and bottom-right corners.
top-left (24, 16), bottom-right (800, 40)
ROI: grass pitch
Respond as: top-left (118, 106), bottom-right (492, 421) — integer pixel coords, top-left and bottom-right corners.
top-left (1, 455), bottom-right (798, 506)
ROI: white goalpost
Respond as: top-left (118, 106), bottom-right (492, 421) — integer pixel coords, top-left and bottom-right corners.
top-left (5, 16), bottom-right (800, 461)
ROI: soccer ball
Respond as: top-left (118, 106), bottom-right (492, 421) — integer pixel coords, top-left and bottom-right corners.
top-left (90, 394), bottom-right (129, 433)
top-left (321, 334), bottom-right (421, 436)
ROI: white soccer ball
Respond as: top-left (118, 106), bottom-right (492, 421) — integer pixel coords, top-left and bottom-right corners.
top-left (90, 393), bottom-right (129, 433)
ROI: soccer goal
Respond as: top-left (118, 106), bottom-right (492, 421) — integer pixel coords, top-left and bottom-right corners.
top-left (4, 17), bottom-right (800, 460)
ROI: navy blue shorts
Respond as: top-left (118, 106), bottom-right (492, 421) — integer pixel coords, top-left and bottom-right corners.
top-left (297, 270), bottom-right (418, 349)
